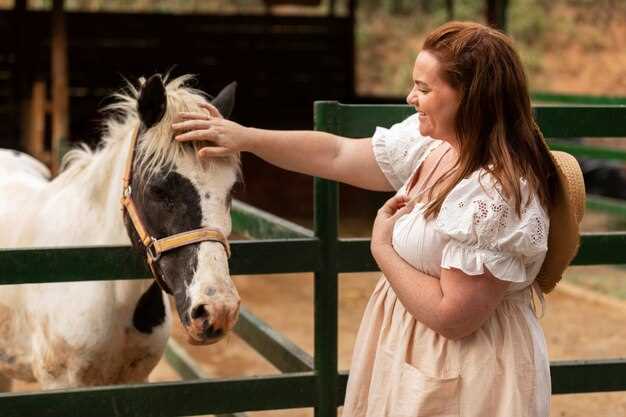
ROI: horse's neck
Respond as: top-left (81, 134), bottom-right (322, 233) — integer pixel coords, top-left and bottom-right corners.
top-left (25, 131), bottom-right (155, 310)
top-left (28, 134), bottom-right (132, 247)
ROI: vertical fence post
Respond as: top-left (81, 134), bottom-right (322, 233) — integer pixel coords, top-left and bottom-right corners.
top-left (51, 0), bottom-right (69, 174)
top-left (15, 0), bottom-right (27, 150)
top-left (314, 102), bottom-right (339, 417)
top-left (486, 0), bottom-right (509, 31)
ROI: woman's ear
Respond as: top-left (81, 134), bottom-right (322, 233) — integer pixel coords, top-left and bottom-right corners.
top-left (137, 74), bottom-right (167, 128)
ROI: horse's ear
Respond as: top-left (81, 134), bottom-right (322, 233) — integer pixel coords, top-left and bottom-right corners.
top-left (211, 82), bottom-right (237, 119)
top-left (137, 74), bottom-right (167, 128)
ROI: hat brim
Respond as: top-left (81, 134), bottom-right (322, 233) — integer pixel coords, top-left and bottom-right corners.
top-left (535, 151), bottom-right (585, 293)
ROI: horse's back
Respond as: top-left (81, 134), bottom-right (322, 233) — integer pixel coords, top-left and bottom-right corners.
top-left (0, 150), bottom-right (51, 246)
top-left (0, 149), bottom-right (50, 181)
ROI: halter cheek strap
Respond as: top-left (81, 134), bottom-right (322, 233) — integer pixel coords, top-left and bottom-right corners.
top-left (121, 126), bottom-right (231, 295)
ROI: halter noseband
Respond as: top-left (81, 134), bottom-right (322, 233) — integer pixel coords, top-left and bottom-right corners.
top-left (121, 126), bottom-right (231, 294)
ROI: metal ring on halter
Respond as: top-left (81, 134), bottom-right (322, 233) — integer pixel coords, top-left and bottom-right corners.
top-left (147, 258), bottom-right (173, 295)
top-left (146, 237), bottom-right (161, 262)
top-left (123, 185), bottom-right (132, 199)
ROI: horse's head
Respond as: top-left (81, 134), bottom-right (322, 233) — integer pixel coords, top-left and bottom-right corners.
top-left (123, 74), bottom-right (240, 345)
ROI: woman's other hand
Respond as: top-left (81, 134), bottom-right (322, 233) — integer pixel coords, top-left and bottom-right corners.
top-left (371, 194), bottom-right (415, 253)
top-left (172, 102), bottom-right (252, 158)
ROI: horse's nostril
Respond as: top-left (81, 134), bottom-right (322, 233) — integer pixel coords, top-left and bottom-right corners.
top-left (204, 326), bottom-right (223, 339)
top-left (191, 305), bottom-right (208, 320)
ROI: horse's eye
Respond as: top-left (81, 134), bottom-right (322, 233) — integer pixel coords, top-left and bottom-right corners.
top-left (163, 198), bottom-right (176, 211)
top-left (149, 185), bottom-right (168, 199)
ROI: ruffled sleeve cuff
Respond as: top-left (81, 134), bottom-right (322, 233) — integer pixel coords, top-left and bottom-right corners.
top-left (441, 240), bottom-right (528, 283)
top-left (372, 127), bottom-right (403, 190)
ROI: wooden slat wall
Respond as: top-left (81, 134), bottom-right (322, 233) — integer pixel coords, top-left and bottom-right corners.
top-left (0, 11), bottom-right (18, 149)
top-left (0, 11), bottom-right (354, 149)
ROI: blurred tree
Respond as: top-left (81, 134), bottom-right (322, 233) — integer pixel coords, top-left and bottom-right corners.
top-left (446, 0), bottom-right (454, 19)
top-left (486, 0), bottom-right (508, 30)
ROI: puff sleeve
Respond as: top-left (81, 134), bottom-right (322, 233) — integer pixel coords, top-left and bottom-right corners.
top-left (434, 171), bottom-right (550, 283)
top-left (371, 113), bottom-right (438, 190)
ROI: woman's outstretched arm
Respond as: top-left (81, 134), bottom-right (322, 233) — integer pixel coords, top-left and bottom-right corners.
top-left (172, 106), bottom-right (394, 192)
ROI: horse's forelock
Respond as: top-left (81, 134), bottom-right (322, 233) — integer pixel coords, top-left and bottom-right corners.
top-left (133, 76), bottom-right (240, 183)
top-left (59, 75), bottom-right (239, 188)
top-left (134, 79), bottom-right (210, 181)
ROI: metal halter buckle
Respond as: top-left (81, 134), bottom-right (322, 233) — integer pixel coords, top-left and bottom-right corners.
top-left (146, 237), bottom-right (161, 262)
top-left (123, 185), bottom-right (132, 199)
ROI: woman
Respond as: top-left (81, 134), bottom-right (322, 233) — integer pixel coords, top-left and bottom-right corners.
top-left (173, 21), bottom-right (584, 417)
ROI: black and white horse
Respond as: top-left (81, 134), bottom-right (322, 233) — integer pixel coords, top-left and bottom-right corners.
top-left (0, 74), bottom-right (240, 389)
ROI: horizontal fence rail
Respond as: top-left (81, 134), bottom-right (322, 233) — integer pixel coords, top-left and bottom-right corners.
top-left (532, 91), bottom-right (626, 106)
top-left (313, 102), bottom-right (626, 139)
top-left (548, 139), bottom-right (626, 162)
top-left (0, 239), bottom-right (322, 284)
top-left (0, 374), bottom-right (317, 417)
top-left (336, 358), bottom-right (626, 401)
top-left (2, 232), bottom-right (624, 285)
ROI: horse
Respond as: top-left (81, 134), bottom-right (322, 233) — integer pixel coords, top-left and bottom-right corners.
top-left (0, 74), bottom-right (241, 390)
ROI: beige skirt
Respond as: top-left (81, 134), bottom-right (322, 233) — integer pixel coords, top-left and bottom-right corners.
top-left (342, 277), bottom-right (550, 417)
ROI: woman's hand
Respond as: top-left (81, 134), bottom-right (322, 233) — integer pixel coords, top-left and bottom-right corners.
top-left (371, 194), bottom-right (415, 255)
top-left (172, 102), bottom-right (253, 158)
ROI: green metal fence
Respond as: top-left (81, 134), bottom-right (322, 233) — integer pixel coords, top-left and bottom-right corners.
top-left (532, 91), bottom-right (626, 106)
top-left (1, 102), bottom-right (626, 416)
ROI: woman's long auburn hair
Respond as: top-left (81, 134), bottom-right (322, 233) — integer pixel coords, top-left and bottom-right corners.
top-left (420, 21), bottom-right (558, 220)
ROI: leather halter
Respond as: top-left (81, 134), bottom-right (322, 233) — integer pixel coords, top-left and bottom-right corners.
top-left (121, 126), bottom-right (231, 294)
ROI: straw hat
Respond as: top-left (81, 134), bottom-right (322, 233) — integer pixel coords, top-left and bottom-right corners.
top-left (535, 151), bottom-right (586, 293)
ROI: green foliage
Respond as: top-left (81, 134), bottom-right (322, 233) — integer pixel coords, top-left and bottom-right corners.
top-left (450, 0), bottom-right (484, 21)
top-left (509, 0), bottom-right (548, 45)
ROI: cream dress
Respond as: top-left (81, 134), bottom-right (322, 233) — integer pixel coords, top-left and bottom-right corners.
top-left (342, 114), bottom-right (551, 417)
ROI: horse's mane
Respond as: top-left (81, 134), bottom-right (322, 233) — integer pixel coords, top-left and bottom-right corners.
top-left (60, 74), bottom-right (240, 187)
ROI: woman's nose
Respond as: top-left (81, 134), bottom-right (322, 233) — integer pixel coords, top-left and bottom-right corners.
top-left (406, 87), bottom-right (418, 107)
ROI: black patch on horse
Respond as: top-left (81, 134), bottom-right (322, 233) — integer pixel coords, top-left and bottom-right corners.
top-left (133, 281), bottom-right (166, 334)
top-left (123, 167), bottom-right (202, 327)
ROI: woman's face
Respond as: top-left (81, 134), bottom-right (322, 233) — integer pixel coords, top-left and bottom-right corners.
top-left (406, 51), bottom-right (461, 145)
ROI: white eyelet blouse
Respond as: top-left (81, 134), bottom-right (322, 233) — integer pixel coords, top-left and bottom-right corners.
top-left (342, 113), bottom-right (552, 417)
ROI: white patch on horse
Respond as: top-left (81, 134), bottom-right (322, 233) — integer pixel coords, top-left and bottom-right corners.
top-left (176, 152), bottom-right (240, 343)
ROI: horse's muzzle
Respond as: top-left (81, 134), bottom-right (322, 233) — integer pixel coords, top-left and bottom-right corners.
top-left (185, 299), bottom-right (240, 345)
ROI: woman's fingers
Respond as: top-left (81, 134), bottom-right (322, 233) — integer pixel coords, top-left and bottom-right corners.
top-left (172, 119), bottom-right (223, 142)
top-left (200, 102), bottom-right (223, 118)
top-left (175, 128), bottom-right (215, 142)
top-left (172, 119), bottom-right (212, 133)
top-left (384, 194), bottom-right (408, 211)
top-left (378, 195), bottom-right (404, 218)
top-left (390, 203), bottom-right (413, 221)
top-left (379, 195), bottom-right (417, 222)
top-left (198, 146), bottom-right (234, 158)
top-left (176, 112), bottom-right (210, 122)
